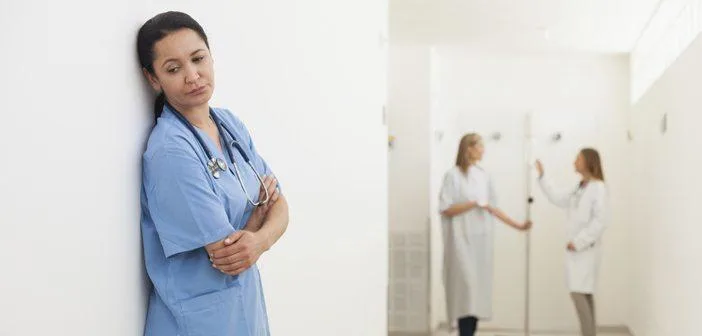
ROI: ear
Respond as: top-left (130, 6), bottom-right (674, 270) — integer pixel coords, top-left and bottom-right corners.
top-left (142, 68), bottom-right (162, 93)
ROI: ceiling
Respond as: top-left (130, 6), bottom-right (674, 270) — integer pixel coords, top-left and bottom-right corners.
top-left (390, 0), bottom-right (664, 53)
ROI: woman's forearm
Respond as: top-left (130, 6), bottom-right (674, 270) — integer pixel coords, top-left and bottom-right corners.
top-left (243, 209), bottom-right (265, 232)
top-left (256, 195), bottom-right (289, 251)
top-left (490, 207), bottom-right (519, 229)
top-left (441, 201), bottom-right (477, 218)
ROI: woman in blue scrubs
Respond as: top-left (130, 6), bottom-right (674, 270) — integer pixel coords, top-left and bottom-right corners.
top-left (137, 11), bottom-right (289, 336)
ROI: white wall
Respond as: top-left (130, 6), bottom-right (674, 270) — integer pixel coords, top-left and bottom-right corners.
top-left (0, 2), bottom-right (152, 334)
top-left (627, 34), bottom-right (702, 336)
top-left (428, 47), bottom-right (631, 331)
top-left (388, 46), bottom-right (431, 233)
top-left (0, 1), bottom-right (388, 335)
top-left (387, 45), bottom-right (432, 332)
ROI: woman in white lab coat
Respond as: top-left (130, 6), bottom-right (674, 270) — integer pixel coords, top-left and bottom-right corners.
top-left (439, 133), bottom-right (532, 336)
top-left (535, 148), bottom-right (608, 336)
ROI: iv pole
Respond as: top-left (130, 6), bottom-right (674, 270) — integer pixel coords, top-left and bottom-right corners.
top-left (524, 112), bottom-right (534, 336)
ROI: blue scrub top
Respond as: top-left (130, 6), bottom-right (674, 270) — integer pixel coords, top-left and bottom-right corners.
top-left (141, 105), bottom-right (274, 336)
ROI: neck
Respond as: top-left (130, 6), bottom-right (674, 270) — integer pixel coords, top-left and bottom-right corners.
top-left (460, 161), bottom-right (476, 173)
top-left (581, 174), bottom-right (593, 181)
top-left (172, 102), bottom-right (211, 127)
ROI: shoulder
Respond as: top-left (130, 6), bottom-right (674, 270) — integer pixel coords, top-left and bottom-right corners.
top-left (212, 107), bottom-right (255, 145)
top-left (470, 165), bottom-right (491, 180)
top-left (143, 118), bottom-right (198, 162)
top-left (212, 107), bottom-right (248, 132)
top-left (444, 166), bottom-right (460, 179)
top-left (588, 180), bottom-right (607, 196)
top-left (590, 180), bottom-right (606, 189)
top-left (444, 166), bottom-right (469, 184)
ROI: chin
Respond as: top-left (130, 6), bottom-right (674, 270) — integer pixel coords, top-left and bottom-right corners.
top-left (187, 92), bottom-right (213, 107)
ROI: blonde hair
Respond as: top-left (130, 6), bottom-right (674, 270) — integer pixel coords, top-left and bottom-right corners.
top-left (580, 148), bottom-right (605, 181)
top-left (455, 133), bottom-right (481, 173)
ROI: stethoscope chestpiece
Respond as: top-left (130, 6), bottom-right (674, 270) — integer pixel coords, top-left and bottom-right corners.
top-left (216, 158), bottom-right (228, 171)
top-left (207, 158), bottom-right (227, 179)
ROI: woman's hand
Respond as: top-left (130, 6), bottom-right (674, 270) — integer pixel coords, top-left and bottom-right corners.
top-left (259, 175), bottom-right (281, 208)
top-left (567, 242), bottom-right (576, 252)
top-left (535, 160), bottom-right (544, 178)
top-left (209, 231), bottom-right (269, 276)
top-left (519, 220), bottom-right (533, 231)
top-left (244, 175), bottom-right (280, 232)
top-left (206, 175), bottom-right (280, 276)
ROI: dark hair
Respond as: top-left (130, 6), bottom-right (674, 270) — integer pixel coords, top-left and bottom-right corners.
top-left (136, 11), bottom-right (210, 121)
top-left (580, 147), bottom-right (605, 181)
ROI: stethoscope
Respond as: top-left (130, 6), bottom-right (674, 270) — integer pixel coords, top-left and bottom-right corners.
top-left (166, 102), bottom-right (270, 207)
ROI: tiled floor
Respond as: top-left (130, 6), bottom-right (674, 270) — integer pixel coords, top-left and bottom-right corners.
top-left (474, 334), bottom-right (628, 336)
top-left (432, 330), bottom-right (631, 336)
top-left (433, 332), bottom-right (630, 336)
top-left (391, 328), bottom-right (631, 336)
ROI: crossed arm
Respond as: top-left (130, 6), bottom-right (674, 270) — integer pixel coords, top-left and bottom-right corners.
top-left (205, 175), bottom-right (289, 276)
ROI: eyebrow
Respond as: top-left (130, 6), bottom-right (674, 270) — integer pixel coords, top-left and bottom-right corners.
top-left (160, 49), bottom-right (206, 68)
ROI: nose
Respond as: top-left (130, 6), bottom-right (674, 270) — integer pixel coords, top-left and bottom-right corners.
top-left (184, 64), bottom-right (200, 84)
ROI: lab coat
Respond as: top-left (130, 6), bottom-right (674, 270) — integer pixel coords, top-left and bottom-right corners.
top-left (538, 176), bottom-right (608, 294)
top-left (439, 165), bottom-right (497, 322)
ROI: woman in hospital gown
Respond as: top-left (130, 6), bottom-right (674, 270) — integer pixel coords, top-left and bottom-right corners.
top-left (137, 12), bottom-right (289, 335)
top-left (439, 133), bottom-right (532, 336)
top-left (535, 148), bottom-right (608, 336)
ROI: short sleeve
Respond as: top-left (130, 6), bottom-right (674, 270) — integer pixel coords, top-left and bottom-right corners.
top-left (439, 171), bottom-right (456, 213)
top-left (144, 145), bottom-right (235, 258)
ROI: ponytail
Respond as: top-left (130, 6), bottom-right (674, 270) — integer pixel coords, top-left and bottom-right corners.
top-left (154, 92), bottom-right (166, 122)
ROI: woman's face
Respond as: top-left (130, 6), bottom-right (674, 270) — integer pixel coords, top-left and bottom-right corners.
top-left (145, 28), bottom-right (214, 111)
top-left (467, 138), bottom-right (485, 162)
top-left (574, 153), bottom-right (587, 175)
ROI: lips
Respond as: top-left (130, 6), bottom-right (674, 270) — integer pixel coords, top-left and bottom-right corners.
top-left (188, 85), bottom-right (207, 95)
